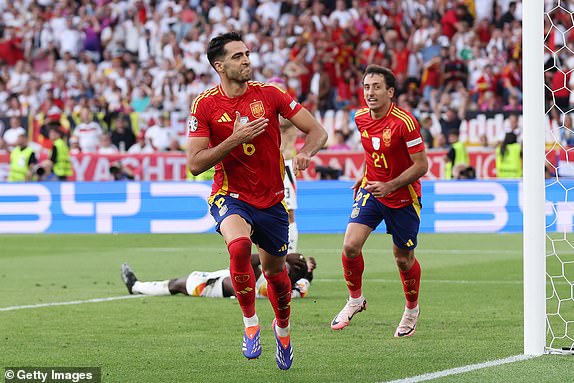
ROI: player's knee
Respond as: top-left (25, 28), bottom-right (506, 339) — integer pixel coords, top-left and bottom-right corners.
top-left (263, 264), bottom-right (285, 277)
top-left (394, 250), bottom-right (414, 271)
top-left (342, 241), bottom-right (361, 258)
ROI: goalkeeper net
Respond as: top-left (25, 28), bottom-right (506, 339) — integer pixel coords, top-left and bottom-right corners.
top-left (545, 0), bottom-right (574, 354)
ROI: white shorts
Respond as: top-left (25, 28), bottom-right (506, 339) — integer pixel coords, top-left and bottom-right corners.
top-left (185, 269), bottom-right (230, 298)
top-left (283, 159), bottom-right (297, 210)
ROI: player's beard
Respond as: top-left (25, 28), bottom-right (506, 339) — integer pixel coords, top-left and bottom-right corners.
top-left (228, 65), bottom-right (252, 83)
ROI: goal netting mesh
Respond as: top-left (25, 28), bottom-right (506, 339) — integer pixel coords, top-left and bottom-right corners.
top-left (545, 0), bottom-right (574, 354)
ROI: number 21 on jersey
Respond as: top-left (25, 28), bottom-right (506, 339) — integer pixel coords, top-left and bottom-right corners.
top-left (372, 152), bottom-right (388, 168)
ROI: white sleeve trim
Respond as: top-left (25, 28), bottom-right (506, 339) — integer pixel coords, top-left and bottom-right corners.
top-left (406, 137), bottom-right (423, 148)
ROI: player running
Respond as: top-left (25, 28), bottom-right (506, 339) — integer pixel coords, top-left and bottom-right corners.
top-left (120, 253), bottom-right (316, 299)
top-left (330, 65), bottom-right (428, 337)
top-left (186, 31), bottom-right (327, 369)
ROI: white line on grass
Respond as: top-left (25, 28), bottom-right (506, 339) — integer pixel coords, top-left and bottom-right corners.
top-left (0, 295), bottom-right (145, 312)
top-left (132, 247), bottom-right (523, 255)
top-left (315, 278), bottom-right (523, 285)
top-left (381, 354), bottom-right (536, 383)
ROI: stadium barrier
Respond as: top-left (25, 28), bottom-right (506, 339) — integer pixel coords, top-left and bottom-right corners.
top-left (0, 150), bottom-right (498, 181)
top-left (0, 180), bottom-right (568, 234)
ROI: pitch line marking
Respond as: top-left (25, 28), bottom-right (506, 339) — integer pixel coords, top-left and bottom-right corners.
top-left (380, 354), bottom-right (537, 383)
top-left (132, 247), bottom-right (523, 255)
top-left (315, 278), bottom-right (523, 285)
top-left (0, 295), bottom-right (145, 312)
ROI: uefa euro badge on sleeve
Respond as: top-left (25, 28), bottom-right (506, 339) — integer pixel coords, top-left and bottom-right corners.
top-left (372, 137), bottom-right (381, 151)
top-left (188, 116), bottom-right (198, 133)
top-left (351, 206), bottom-right (360, 218)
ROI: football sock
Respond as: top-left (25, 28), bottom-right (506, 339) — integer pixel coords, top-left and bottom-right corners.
top-left (399, 258), bottom-right (421, 310)
top-left (243, 314), bottom-right (259, 329)
top-left (228, 237), bottom-right (256, 318)
top-left (342, 252), bottom-right (364, 299)
top-left (288, 221), bottom-right (298, 252)
top-left (405, 306), bottom-right (419, 316)
top-left (132, 280), bottom-right (171, 296)
top-left (275, 322), bottom-right (290, 338)
top-left (265, 267), bottom-right (292, 329)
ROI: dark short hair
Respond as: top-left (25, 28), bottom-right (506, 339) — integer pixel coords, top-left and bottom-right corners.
top-left (362, 65), bottom-right (396, 91)
top-left (207, 31), bottom-right (243, 68)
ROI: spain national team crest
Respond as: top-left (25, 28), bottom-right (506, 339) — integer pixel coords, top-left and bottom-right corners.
top-left (250, 100), bottom-right (265, 118)
top-left (372, 137), bottom-right (381, 151)
top-left (383, 128), bottom-right (392, 147)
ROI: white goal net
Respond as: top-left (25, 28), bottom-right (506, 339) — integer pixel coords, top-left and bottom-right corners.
top-left (545, 0), bottom-right (574, 354)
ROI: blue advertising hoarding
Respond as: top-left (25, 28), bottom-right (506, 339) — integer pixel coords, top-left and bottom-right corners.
top-left (0, 180), bottom-right (568, 234)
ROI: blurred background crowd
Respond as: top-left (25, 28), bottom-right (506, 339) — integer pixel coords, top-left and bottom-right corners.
top-left (0, 0), bottom-right (535, 157)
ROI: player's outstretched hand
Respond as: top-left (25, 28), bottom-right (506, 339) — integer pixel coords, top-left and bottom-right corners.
top-left (292, 152), bottom-right (311, 175)
top-left (231, 111), bottom-right (268, 144)
top-left (364, 180), bottom-right (394, 198)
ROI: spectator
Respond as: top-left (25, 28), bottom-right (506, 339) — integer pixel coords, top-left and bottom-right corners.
top-left (145, 115), bottom-right (173, 152)
top-left (69, 136), bottom-right (81, 155)
top-left (431, 88), bottom-right (468, 139)
top-left (128, 131), bottom-right (154, 154)
top-left (73, 108), bottom-right (103, 153)
top-left (111, 115), bottom-right (136, 152)
top-left (419, 116), bottom-right (434, 149)
top-left (2, 117), bottom-right (27, 150)
top-left (328, 130), bottom-right (351, 151)
top-left (0, 0), bottom-right (530, 151)
top-left (98, 133), bottom-right (119, 154)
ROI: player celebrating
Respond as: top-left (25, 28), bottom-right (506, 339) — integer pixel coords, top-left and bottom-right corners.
top-left (269, 76), bottom-right (299, 252)
top-left (186, 32), bottom-right (327, 369)
top-left (120, 253), bottom-right (317, 299)
top-left (330, 65), bottom-right (428, 337)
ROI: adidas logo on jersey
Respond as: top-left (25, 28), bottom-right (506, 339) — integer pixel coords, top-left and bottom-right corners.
top-left (218, 113), bottom-right (232, 123)
top-left (361, 130), bottom-right (369, 138)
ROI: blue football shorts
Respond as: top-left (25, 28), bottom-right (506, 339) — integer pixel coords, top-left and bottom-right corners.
top-left (348, 187), bottom-right (421, 250)
top-left (210, 195), bottom-right (289, 257)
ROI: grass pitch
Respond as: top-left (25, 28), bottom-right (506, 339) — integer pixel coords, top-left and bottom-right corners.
top-left (1, 233), bottom-right (573, 382)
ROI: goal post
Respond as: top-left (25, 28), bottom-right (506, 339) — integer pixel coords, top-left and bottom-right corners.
top-left (522, 0), bottom-right (546, 356)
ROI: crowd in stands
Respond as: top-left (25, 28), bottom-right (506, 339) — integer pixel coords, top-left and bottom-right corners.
top-left (0, 0), bottom-right (534, 156)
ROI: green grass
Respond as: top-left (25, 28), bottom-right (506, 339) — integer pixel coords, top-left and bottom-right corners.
top-left (1, 233), bottom-right (573, 382)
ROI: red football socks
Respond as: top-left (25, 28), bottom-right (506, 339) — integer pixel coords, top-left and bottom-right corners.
top-left (265, 267), bottom-right (292, 329)
top-left (400, 258), bottom-right (421, 309)
top-left (342, 252), bottom-right (364, 298)
top-left (228, 237), bottom-right (256, 318)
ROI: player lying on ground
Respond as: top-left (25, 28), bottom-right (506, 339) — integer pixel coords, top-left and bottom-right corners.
top-left (121, 253), bottom-right (316, 299)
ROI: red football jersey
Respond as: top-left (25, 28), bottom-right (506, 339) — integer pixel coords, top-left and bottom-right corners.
top-left (188, 81), bottom-right (302, 209)
top-left (355, 103), bottom-right (425, 208)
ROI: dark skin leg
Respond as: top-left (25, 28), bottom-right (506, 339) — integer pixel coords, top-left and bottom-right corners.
top-left (167, 253), bottom-right (306, 298)
top-left (167, 278), bottom-right (187, 295)
top-left (167, 253), bottom-right (263, 297)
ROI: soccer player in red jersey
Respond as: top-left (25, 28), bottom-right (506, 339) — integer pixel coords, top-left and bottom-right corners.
top-left (186, 32), bottom-right (327, 370)
top-left (330, 65), bottom-right (429, 337)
